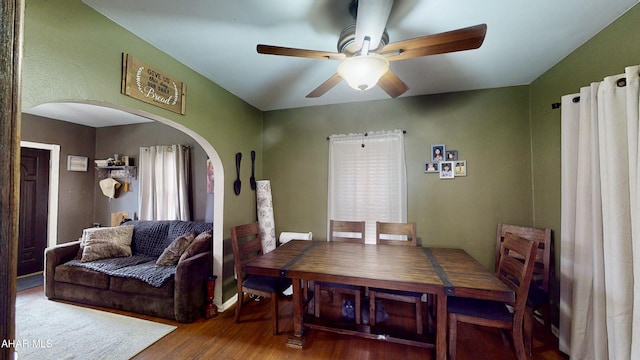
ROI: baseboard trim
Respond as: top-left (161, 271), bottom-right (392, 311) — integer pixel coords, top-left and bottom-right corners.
top-left (219, 296), bottom-right (237, 313)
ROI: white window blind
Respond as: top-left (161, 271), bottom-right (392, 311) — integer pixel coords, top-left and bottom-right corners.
top-left (328, 129), bottom-right (407, 244)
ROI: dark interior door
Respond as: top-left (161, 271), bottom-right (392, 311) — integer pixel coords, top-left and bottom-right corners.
top-left (19, 147), bottom-right (50, 276)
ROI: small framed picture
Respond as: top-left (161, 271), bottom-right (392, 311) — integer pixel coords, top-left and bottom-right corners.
top-left (439, 161), bottom-right (455, 179)
top-left (431, 144), bottom-right (445, 163)
top-left (454, 161), bottom-right (467, 177)
top-left (67, 155), bottom-right (88, 172)
top-left (425, 162), bottom-right (439, 173)
top-left (446, 150), bottom-right (458, 161)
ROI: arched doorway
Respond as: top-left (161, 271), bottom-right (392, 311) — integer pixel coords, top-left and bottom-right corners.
top-left (22, 101), bottom-right (225, 307)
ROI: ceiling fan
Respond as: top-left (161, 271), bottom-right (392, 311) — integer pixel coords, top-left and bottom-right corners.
top-left (257, 0), bottom-right (487, 99)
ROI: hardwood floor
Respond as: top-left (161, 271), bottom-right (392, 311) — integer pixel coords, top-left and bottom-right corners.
top-left (17, 286), bottom-right (568, 360)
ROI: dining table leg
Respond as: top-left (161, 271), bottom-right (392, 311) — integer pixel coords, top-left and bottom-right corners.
top-left (436, 293), bottom-right (447, 360)
top-left (286, 277), bottom-right (305, 349)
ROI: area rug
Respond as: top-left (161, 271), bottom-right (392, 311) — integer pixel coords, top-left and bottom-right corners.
top-left (15, 298), bottom-right (176, 359)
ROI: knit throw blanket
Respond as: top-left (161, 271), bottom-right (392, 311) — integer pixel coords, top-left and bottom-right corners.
top-left (64, 255), bottom-right (176, 288)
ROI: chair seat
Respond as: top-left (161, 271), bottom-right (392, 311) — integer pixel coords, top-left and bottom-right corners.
top-left (243, 275), bottom-right (291, 293)
top-left (316, 281), bottom-right (361, 291)
top-left (526, 285), bottom-right (548, 308)
top-left (447, 296), bottom-right (512, 322)
top-left (370, 287), bottom-right (422, 298)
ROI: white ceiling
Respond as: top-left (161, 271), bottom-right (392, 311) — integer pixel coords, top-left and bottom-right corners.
top-left (25, 0), bottom-right (639, 125)
top-left (26, 102), bottom-right (154, 127)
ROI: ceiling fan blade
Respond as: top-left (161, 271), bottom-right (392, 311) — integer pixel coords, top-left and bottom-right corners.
top-left (382, 24), bottom-right (487, 61)
top-left (355, 0), bottom-right (393, 51)
top-left (377, 70), bottom-right (408, 98)
top-left (257, 44), bottom-right (345, 60)
top-left (306, 73), bottom-right (343, 98)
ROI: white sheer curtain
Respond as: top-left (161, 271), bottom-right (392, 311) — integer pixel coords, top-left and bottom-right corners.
top-left (560, 65), bottom-right (640, 359)
top-left (328, 129), bottom-right (407, 244)
top-left (138, 144), bottom-right (191, 221)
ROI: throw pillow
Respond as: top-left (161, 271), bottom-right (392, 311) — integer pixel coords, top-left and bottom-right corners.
top-left (156, 232), bottom-right (196, 266)
top-left (178, 229), bottom-right (213, 263)
top-left (80, 225), bottom-right (134, 262)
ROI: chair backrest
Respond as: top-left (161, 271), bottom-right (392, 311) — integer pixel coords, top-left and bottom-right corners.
top-left (329, 220), bottom-right (365, 243)
top-left (497, 233), bottom-right (538, 320)
top-left (496, 223), bottom-right (552, 293)
top-left (230, 222), bottom-right (263, 281)
top-left (375, 221), bottom-right (417, 246)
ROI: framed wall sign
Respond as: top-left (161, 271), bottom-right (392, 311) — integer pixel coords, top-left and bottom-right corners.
top-left (67, 155), bottom-right (88, 172)
top-left (121, 53), bottom-right (186, 115)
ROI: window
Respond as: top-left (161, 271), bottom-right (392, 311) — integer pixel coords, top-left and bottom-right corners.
top-left (328, 129), bottom-right (407, 243)
top-left (138, 144), bottom-right (191, 220)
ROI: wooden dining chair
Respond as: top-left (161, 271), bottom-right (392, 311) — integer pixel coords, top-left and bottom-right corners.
top-left (368, 221), bottom-right (424, 334)
top-left (496, 223), bottom-right (552, 355)
top-left (314, 220), bottom-right (366, 324)
top-left (231, 222), bottom-right (292, 335)
top-left (447, 233), bottom-right (538, 360)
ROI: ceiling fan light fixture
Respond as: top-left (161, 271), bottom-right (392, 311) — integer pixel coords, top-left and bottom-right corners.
top-left (337, 54), bottom-right (389, 92)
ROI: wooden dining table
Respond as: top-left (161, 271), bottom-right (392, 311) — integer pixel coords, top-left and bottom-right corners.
top-left (243, 240), bottom-right (514, 360)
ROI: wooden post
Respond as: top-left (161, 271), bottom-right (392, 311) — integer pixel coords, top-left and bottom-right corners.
top-left (0, 0), bottom-right (23, 359)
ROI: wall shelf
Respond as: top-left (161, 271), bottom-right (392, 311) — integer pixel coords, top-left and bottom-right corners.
top-left (96, 166), bottom-right (137, 179)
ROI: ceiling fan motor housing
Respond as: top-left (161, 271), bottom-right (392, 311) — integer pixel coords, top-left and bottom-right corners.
top-left (338, 23), bottom-right (389, 55)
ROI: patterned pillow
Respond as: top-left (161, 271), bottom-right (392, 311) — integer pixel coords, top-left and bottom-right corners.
top-left (80, 225), bottom-right (134, 262)
top-left (126, 221), bottom-right (172, 257)
top-left (179, 229), bottom-right (213, 263)
top-left (156, 232), bottom-right (196, 266)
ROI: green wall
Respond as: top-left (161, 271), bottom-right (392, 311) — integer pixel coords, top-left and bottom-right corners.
top-left (22, 0), bottom-right (263, 302)
top-left (22, 0), bottom-right (640, 306)
top-left (263, 2), bottom-right (640, 310)
top-left (530, 4), bottom-right (640, 260)
top-left (527, 3), bottom-right (640, 321)
top-left (263, 86), bottom-right (533, 268)
top-left (22, 0), bottom-right (263, 230)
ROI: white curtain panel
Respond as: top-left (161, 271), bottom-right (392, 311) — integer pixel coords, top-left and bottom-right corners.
top-left (138, 144), bottom-right (191, 221)
top-left (328, 129), bottom-right (407, 244)
top-left (256, 180), bottom-right (276, 253)
top-left (560, 65), bottom-right (640, 359)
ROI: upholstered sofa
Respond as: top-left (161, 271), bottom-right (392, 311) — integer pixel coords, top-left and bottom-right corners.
top-left (45, 220), bottom-right (213, 323)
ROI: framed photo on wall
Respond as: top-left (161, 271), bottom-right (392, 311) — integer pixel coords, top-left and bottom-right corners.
top-left (67, 155), bottom-right (88, 172)
top-left (425, 162), bottom-right (439, 173)
top-left (446, 150), bottom-right (458, 161)
top-left (440, 161), bottom-right (454, 179)
top-left (431, 144), bottom-right (445, 163)
top-left (454, 161), bottom-right (467, 177)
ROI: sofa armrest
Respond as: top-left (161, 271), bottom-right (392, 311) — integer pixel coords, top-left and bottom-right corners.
top-left (44, 240), bottom-right (81, 298)
top-left (174, 250), bottom-right (213, 322)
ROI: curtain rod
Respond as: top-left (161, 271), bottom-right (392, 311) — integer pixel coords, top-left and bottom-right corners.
top-left (552, 76), bottom-right (628, 109)
top-left (326, 129), bottom-right (406, 140)
top-left (551, 96), bottom-right (580, 109)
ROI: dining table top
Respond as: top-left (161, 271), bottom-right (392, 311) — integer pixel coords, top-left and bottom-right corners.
top-left (243, 240), bottom-right (513, 359)
top-left (244, 240), bottom-right (513, 302)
